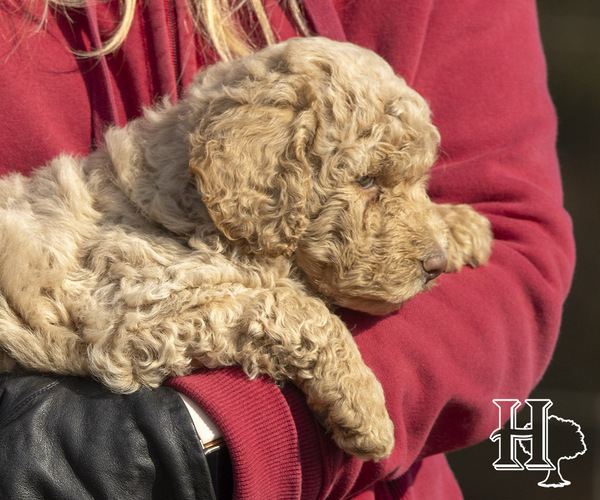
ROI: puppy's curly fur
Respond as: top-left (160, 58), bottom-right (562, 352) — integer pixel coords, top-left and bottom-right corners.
top-left (0, 38), bottom-right (492, 460)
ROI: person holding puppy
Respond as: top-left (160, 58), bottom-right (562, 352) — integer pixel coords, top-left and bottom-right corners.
top-left (0, 1), bottom-right (574, 498)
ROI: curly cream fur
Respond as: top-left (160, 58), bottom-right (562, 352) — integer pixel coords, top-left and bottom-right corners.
top-left (0, 37), bottom-right (492, 460)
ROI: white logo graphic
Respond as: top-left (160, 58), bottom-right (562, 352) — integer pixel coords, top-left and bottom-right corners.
top-left (490, 399), bottom-right (587, 488)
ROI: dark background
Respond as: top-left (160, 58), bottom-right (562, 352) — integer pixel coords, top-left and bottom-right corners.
top-left (448, 1), bottom-right (600, 498)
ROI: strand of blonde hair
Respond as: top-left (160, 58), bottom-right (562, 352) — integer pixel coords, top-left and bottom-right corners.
top-left (42, 0), bottom-right (310, 60)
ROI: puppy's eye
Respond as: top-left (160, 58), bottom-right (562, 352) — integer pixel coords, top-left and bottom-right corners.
top-left (356, 176), bottom-right (375, 189)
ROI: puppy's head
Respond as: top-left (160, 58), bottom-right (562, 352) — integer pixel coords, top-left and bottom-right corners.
top-left (189, 37), bottom-right (446, 315)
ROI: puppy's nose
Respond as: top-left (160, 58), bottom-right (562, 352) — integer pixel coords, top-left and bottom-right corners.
top-left (421, 253), bottom-right (447, 282)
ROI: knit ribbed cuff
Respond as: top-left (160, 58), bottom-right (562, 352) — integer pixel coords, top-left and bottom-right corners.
top-left (165, 367), bottom-right (324, 499)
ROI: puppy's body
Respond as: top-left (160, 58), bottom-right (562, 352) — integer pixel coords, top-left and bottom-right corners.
top-left (0, 38), bottom-right (492, 460)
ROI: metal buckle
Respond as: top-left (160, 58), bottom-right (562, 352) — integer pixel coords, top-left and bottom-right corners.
top-left (202, 437), bottom-right (225, 456)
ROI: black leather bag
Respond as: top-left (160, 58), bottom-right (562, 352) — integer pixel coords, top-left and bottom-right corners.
top-left (0, 372), bottom-right (218, 500)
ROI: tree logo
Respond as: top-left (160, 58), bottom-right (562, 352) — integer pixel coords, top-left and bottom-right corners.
top-left (489, 399), bottom-right (587, 488)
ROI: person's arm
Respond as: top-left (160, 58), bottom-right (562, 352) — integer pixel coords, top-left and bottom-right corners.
top-left (169, 0), bottom-right (574, 497)
top-left (334, 0), bottom-right (574, 492)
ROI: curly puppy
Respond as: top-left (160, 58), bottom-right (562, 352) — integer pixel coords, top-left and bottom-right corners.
top-left (0, 37), bottom-right (492, 460)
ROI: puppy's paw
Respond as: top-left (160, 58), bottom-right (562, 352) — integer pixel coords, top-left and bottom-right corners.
top-left (331, 411), bottom-right (395, 461)
top-left (307, 367), bottom-right (395, 460)
top-left (434, 203), bottom-right (493, 273)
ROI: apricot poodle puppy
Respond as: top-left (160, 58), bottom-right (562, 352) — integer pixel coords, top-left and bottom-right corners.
top-left (0, 37), bottom-right (492, 460)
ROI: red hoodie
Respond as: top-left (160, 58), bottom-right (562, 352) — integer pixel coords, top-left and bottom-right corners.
top-left (0, 0), bottom-right (574, 498)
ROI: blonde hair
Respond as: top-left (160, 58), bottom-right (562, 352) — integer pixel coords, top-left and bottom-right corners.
top-left (43, 0), bottom-right (310, 60)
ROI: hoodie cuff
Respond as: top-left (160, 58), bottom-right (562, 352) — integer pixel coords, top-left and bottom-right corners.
top-left (165, 367), bottom-right (324, 499)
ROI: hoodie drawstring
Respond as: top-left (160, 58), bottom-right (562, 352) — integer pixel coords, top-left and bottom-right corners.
top-left (84, 1), bottom-right (122, 148)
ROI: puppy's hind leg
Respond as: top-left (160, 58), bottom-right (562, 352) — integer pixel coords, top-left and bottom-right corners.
top-left (236, 288), bottom-right (395, 461)
top-left (0, 295), bottom-right (88, 376)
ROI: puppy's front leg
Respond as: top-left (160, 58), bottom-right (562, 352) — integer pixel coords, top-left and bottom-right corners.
top-left (237, 288), bottom-right (394, 461)
top-left (433, 203), bottom-right (493, 272)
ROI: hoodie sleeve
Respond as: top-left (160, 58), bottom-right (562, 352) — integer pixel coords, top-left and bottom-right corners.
top-left (170, 0), bottom-right (574, 497)
top-left (324, 0), bottom-right (574, 494)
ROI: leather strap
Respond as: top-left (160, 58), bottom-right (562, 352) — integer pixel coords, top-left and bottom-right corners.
top-left (205, 442), bottom-right (234, 499)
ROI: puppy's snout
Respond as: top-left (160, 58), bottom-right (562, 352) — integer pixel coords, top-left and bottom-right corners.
top-left (421, 252), bottom-right (447, 282)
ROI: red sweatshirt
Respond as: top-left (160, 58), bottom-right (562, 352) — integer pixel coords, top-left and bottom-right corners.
top-left (0, 0), bottom-right (574, 498)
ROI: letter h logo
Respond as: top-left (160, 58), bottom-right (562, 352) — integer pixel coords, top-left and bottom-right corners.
top-left (490, 399), bottom-right (554, 471)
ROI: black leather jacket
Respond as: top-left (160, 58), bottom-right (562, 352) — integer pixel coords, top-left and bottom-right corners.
top-left (0, 372), bottom-right (216, 500)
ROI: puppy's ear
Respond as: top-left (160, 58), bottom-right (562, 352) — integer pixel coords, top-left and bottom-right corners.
top-left (190, 101), bottom-right (315, 258)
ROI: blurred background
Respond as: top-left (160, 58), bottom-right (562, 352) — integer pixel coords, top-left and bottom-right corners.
top-left (448, 0), bottom-right (600, 498)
